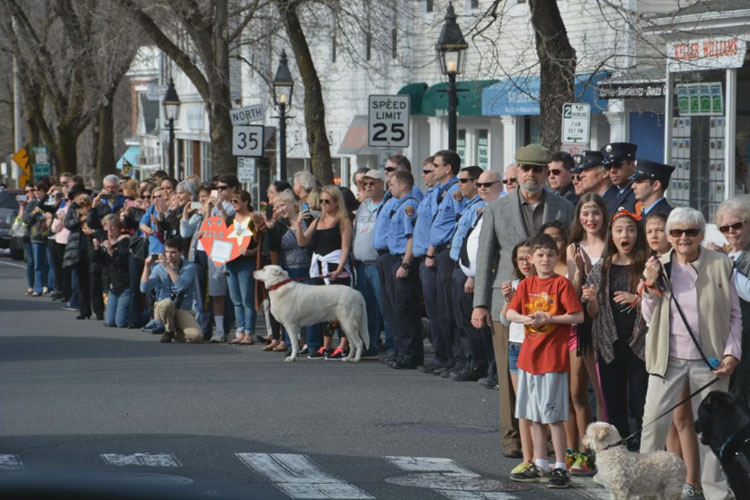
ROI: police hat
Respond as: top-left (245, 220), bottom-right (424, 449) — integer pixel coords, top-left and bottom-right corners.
top-left (603, 142), bottom-right (637, 166)
top-left (570, 150), bottom-right (605, 174)
top-left (515, 144), bottom-right (552, 166)
top-left (628, 159), bottom-right (675, 183)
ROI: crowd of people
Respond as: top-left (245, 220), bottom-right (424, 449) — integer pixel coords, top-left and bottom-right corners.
top-left (11, 141), bottom-right (750, 498)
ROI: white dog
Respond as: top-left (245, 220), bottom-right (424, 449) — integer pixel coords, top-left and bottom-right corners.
top-left (253, 265), bottom-right (369, 362)
top-left (582, 422), bottom-right (685, 500)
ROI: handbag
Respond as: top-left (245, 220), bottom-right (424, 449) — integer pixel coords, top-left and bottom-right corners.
top-left (9, 217), bottom-right (28, 238)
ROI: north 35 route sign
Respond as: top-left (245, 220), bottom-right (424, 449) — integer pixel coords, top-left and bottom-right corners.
top-left (368, 95), bottom-right (410, 148)
top-left (232, 125), bottom-right (264, 157)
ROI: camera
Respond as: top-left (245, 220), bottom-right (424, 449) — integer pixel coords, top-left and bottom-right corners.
top-left (151, 253), bottom-right (160, 262)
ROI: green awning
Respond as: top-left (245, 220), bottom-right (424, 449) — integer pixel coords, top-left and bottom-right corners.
top-left (397, 82), bottom-right (429, 115)
top-left (421, 79), bottom-right (500, 117)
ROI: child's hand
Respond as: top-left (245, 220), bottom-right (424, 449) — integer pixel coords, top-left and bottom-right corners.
top-left (644, 256), bottom-right (661, 286)
top-left (581, 284), bottom-right (598, 303)
top-left (613, 290), bottom-right (637, 305)
top-left (527, 311), bottom-right (551, 328)
top-left (501, 281), bottom-right (514, 301)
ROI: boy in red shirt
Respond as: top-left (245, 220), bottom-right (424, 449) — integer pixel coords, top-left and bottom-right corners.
top-left (506, 233), bottom-right (583, 488)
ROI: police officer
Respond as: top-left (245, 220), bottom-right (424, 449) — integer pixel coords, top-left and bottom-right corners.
top-left (573, 150), bottom-right (619, 217)
top-left (412, 156), bottom-right (442, 374)
top-left (603, 142), bottom-right (638, 213)
top-left (449, 165), bottom-right (487, 381)
top-left (385, 171), bottom-right (422, 369)
top-left (426, 150), bottom-right (467, 377)
top-left (630, 159), bottom-right (675, 216)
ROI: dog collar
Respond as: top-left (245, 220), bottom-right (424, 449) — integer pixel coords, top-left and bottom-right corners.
top-left (267, 279), bottom-right (293, 292)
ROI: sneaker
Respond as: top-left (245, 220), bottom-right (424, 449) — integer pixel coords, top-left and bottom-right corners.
top-left (299, 346), bottom-right (309, 355)
top-left (547, 468), bottom-right (570, 488)
top-left (308, 347), bottom-right (329, 359)
top-left (510, 463), bottom-right (547, 482)
top-left (569, 452), bottom-right (596, 476)
top-left (159, 331), bottom-right (173, 343)
top-left (327, 347), bottom-right (348, 360)
top-left (682, 483), bottom-right (705, 500)
top-left (565, 449), bottom-right (576, 469)
top-left (210, 333), bottom-right (225, 343)
top-left (61, 303), bottom-right (77, 312)
top-left (510, 461), bottom-right (532, 476)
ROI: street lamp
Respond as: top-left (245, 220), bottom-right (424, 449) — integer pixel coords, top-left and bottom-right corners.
top-left (162, 77), bottom-right (181, 179)
top-left (435, 1), bottom-right (467, 152)
top-left (273, 50), bottom-right (294, 182)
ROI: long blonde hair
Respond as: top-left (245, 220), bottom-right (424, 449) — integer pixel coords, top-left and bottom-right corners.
top-left (321, 185), bottom-right (347, 222)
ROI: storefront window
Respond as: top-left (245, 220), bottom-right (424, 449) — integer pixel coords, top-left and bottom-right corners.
top-left (457, 129), bottom-right (466, 166)
top-left (476, 129), bottom-right (488, 170)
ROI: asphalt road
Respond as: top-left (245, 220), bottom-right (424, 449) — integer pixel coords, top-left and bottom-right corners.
top-left (0, 257), bottom-right (607, 500)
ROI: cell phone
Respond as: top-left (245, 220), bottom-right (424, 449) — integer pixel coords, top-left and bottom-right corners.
top-left (190, 201), bottom-right (203, 210)
top-left (210, 189), bottom-right (219, 200)
top-left (151, 253), bottom-right (160, 262)
top-left (16, 195), bottom-right (27, 202)
top-left (301, 202), bottom-right (310, 212)
top-left (310, 210), bottom-right (322, 218)
top-left (125, 200), bottom-right (138, 208)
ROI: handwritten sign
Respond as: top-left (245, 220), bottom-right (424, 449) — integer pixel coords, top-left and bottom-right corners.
top-left (199, 217), bottom-right (254, 266)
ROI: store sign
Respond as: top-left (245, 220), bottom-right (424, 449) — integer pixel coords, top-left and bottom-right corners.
top-left (676, 83), bottom-right (723, 116)
top-left (598, 82), bottom-right (666, 99)
top-left (667, 37), bottom-right (746, 72)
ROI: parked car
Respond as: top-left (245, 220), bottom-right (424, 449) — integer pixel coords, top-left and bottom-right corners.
top-left (0, 189), bottom-right (24, 260)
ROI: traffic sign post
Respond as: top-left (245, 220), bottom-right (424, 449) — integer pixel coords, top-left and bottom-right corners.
top-left (561, 103), bottom-right (591, 144)
top-left (232, 125), bottom-right (264, 157)
top-left (33, 163), bottom-right (51, 180)
top-left (230, 105), bottom-right (264, 126)
top-left (368, 95), bottom-right (410, 148)
top-left (237, 157), bottom-right (256, 184)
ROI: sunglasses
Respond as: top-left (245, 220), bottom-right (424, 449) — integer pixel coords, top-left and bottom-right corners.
top-left (231, 199), bottom-right (241, 204)
top-left (363, 181), bottom-right (378, 187)
top-left (572, 175), bottom-right (581, 182)
top-left (548, 169), bottom-right (562, 176)
top-left (502, 178), bottom-right (517, 184)
top-left (384, 167), bottom-right (396, 172)
top-left (519, 164), bottom-right (545, 173)
top-left (217, 185), bottom-right (229, 191)
top-left (423, 169), bottom-right (434, 175)
top-left (143, 194), bottom-right (152, 199)
top-left (476, 181), bottom-right (500, 188)
top-left (458, 178), bottom-right (475, 184)
top-left (320, 199), bottom-right (332, 205)
top-left (719, 221), bottom-right (744, 233)
top-left (669, 228), bottom-right (701, 238)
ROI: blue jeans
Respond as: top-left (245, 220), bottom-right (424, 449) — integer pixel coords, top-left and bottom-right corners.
top-left (355, 262), bottom-right (388, 355)
top-left (226, 258), bottom-right (256, 334)
top-left (23, 241), bottom-right (34, 288)
top-left (285, 266), bottom-right (321, 351)
top-left (31, 242), bottom-right (49, 293)
top-left (106, 288), bottom-right (132, 327)
top-left (45, 243), bottom-right (56, 291)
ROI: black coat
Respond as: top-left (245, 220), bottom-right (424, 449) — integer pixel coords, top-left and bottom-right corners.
top-left (93, 236), bottom-right (131, 293)
top-left (62, 203), bottom-right (103, 269)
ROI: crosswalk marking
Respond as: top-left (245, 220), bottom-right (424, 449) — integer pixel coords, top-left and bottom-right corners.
top-left (0, 455), bottom-right (23, 471)
top-left (100, 453), bottom-right (181, 467)
top-left (236, 452), bottom-right (373, 499)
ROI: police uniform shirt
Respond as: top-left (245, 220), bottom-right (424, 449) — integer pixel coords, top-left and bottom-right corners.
top-left (429, 177), bottom-right (466, 248)
top-left (372, 191), bottom-right (396, 251)
top-left (602, 184), bottom-right (620, 218)
top-left (387, 193), bottom-right (419, 255)
top-left (450, 195), bottom-right (485, 262)
top-left (412, 185), bottom-right (440, 258)
top-left (641, 196), bottom-right (673, 216)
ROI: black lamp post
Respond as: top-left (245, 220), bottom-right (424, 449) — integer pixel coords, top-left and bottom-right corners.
top-left (162, 77), bottom-right (181, 179)
top-left (273, 50), bottom-right (294, 182)
top-left (435, 2), bottom-right (468, 152)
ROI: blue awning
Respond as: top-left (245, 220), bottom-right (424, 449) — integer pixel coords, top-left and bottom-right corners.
top-left (482, 73), bottom-right (610, 116)
top-left (116, 146), bottom-right (141, 170)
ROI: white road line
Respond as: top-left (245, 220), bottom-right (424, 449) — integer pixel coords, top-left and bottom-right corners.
top-left (0, 454), bottom-right (23, 470)
top-left (100, 453), bottom-right (181, 467)
top-left (0, 260), bottom-right (26, 269)
top-left (236, 453), bottom-right (373, 499)
top-left (384, 456), bottom-right (478, 475)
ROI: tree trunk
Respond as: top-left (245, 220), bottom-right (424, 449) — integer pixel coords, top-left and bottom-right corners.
top-left (529, 0), bottom-right (576, 151)
top-left (96, 100), bottom-right (117, 179)
top-left (55, 124), bottom-right (78, 176)
top-left (276, 0), bottom-right (333, 185)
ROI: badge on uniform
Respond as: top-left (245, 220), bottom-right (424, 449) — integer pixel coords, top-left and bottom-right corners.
top-left (404, 205), bottom-right (415, 217)
top-left (476, 207), bottom-right (483, 217)
top-left (452, 190), bottom-right (463, 202)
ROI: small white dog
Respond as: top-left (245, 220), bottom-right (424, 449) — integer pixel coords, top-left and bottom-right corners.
top-left (582, 422), bottom-right (685, 500)
top-left (253, 265), bottom-right (369, 362)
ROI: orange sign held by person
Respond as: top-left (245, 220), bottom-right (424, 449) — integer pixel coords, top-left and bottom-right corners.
top-left (199, 216), bottom-right (254, 266)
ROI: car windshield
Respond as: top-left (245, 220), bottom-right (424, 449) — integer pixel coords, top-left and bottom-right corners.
top-left (0, 192), bottom-right (20, 209)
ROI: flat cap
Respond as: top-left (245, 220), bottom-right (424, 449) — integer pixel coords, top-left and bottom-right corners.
top-left (515, 144), bottom-right (552, 167)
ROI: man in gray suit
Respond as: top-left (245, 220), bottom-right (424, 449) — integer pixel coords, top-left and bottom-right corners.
top-left (471, 144), bottom-right (575, 457)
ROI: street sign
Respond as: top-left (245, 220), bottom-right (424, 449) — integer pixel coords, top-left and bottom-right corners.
top-left (560, 143), bottom-right (589, 156)
top-left (33, 163), bottom-right (50, 180)
top-left (232, 125), bottom-right (264, 157)
top-left (237, 157), bottom-right (256, 183)
top-left (33, 146), bottom-right (49, 165)
top-left (230, 105), bottom-right (264, 126)
top-left (368, 95), bottom-right (410, 148)
top-left (561, 103), bottom-right (590, 144)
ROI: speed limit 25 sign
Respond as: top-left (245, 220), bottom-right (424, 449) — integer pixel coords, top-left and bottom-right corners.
top-left (232, 125), bottom-right (264, 157)
top-left (368, 95), bottom-right (410, 148)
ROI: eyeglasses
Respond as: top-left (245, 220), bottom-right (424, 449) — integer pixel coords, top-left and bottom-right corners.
top-left (231, 199), bottom-right (241, 204)
top-left (719, 221), bottom-right (744, 233)
top-left (320, 199), bottom-right (332, 205)
top-left (548, 169), bottom-right (562, 176)
top-left (458, 178), bottom-right (474, 184)
top-left (476, 181), bottom-right (500, 188)
top-left (502, 178), bottom-right (517, 185)
top-left (217, 185), bottom-right (229, 191)
top-left (422, 169), bottom-right (434, 175)
top-left (384, 167), bottom-right (396, 172)
top-left (669, 228), bottom-right (701, 238)
top-left (519, 164), bottom-right (545, 174)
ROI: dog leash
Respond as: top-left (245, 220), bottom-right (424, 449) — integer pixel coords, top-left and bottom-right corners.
top-left (602, 376), bottom-right (721, 452)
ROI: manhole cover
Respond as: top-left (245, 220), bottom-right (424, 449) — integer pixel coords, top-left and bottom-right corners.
top-left (385, 473), bottom-right (532, 492)
top-left (377, 423), bottom-right (496, 434)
